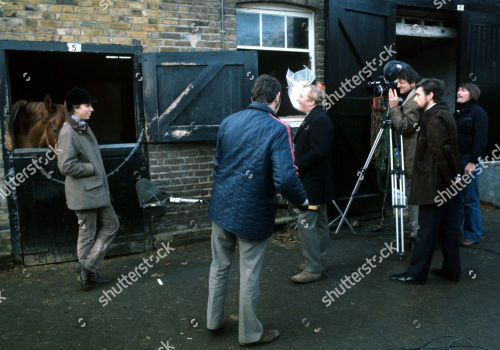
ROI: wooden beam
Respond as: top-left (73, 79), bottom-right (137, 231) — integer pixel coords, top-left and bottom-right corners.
top-left (396, 23), bottom-right (457, 38)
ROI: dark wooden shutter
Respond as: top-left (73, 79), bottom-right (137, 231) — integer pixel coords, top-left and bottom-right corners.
top-left (458, 10), bottom-right (500, 155)
top-left (325, 0), bottom-right (396, 214)
top-left (143, 51), bottom-right (258, 142)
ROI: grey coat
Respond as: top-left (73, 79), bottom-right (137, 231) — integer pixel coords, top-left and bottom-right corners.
top-left (57, 118), bottom-right (111, 210)
top-left (389, 89), bottom-right (421, 178)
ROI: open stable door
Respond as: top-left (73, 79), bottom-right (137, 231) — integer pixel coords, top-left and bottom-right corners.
top-left (142, 51), bottom-right (258, 142)
top-left (458, 10), bottom-right (500, 154)
top-left (326, 0), bottom-right (396, 215)
top-left (0, 42), bottom-right (150, 265)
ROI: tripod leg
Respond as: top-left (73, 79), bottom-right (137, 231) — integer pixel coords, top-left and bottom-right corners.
top-left (389, 129), bottom-right (400, 254)
top-left (399, 134), bottom-right (406, 256)
top-left (335, 123), bottom-right (388, 234)
top-left (329, 200), bottom-right (356, 236)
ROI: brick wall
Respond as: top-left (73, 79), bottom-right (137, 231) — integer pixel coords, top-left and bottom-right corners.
top-left (0, 0), bottom-right (235, 52)
top-left (148, 142), bottom-right (215, 244)
top-left (0, 0), bottom-right (324, 73)
top-left (0, 0), bottom-right (325, 253)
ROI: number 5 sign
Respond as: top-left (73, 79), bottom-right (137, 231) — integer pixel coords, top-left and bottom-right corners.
top-left (67, 43), bottom-right (82, 52)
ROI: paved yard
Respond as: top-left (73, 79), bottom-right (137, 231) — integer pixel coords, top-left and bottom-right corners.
top-left (0, 207), bottom-right (499, 350)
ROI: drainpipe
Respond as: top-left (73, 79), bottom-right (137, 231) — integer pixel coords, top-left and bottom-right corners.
top-left (220, 0), bottom-right (225, 51)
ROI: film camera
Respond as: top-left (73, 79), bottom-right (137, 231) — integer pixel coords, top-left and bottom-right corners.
top-left (367, 76), bottom-right (398, 97)
top-left (367, 60), bottom-right (413, 97)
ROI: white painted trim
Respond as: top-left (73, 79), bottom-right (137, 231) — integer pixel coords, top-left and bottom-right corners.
top-left (238, 4), bottom-right (312, 16)
top-left (236, 5), bottom-right (315, 73)
top-left (237, 45), bottom-right (309, 53)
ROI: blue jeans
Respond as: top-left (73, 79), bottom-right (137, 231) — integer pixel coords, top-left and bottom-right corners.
top-left (458, 155), bottom-right (482, 242)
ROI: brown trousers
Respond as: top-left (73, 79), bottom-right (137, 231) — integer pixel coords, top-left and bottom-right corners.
top-left (75, 206), bottom-right (119, 272)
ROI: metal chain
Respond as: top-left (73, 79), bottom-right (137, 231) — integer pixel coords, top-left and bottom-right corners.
top-left (38, 128), bottom-right (145, 185)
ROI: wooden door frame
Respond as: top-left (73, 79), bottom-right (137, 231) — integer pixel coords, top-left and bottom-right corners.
top-left (0, 40), bottom-right (147, 264)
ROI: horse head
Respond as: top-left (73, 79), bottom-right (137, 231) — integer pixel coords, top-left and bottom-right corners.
top-left (41, 94), bottom-right (68, 148)
top-left (28, 94), bottom-right (68, 148)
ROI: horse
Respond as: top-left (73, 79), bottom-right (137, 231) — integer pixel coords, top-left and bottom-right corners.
top-left (6, 94), bottom-right (68, 150)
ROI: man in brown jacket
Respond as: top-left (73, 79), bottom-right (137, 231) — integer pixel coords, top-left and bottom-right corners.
top-left (388, 68), bottom-right (422, 238)
top-left (390, 78), bottom-right (461, 284)
top-left (57, 87), bottom-right (119, 291)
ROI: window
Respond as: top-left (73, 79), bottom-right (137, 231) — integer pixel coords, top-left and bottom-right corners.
top-left (237, 5), bottom-right (314, 117)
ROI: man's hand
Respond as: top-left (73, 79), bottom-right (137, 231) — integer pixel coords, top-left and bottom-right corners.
top-left (388, 88), bottom-right (399, 108)
top-left (464, 162), bottom-right (476, 175)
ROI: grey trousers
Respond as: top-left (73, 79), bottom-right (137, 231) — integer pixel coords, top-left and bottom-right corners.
top-left (74, 206), bottom-right (119, 273)
top-left (206, 222), bottom-right (269, 345)
top-left (406, 178), bottom-right (419, 237)
top-left (297, 203), bottom-right (329, 274)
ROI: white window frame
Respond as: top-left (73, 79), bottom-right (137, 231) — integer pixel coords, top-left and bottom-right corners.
top-left (236, 4), bottom-right (315, 75)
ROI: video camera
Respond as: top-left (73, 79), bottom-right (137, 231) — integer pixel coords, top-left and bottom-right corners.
top-left (368, 60), bottom-right (413, 97)
top-left (367, 76), bottom-right (398, 97)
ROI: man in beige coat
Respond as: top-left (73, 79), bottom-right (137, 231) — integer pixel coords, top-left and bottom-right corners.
top-left (57, 87), bottom-right (119, 291)
top-left (388, 68), bottom-right (422, 239)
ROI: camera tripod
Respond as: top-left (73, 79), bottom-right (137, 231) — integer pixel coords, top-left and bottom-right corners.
top-left (331, 105), bottom-right (407, 258)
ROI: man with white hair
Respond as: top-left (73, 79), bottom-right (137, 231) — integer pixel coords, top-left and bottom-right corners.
top-left (291, 84), bottom-right (335, 283)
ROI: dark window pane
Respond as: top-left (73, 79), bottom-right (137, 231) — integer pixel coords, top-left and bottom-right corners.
top-left (287, 17), bottom-right (308, 49)
top-left (262, 14), bottom-right (285, 47)
top-left (237, 12), bottom-right (260, 46)
top-left (256, 50), bottom-right (310, 116)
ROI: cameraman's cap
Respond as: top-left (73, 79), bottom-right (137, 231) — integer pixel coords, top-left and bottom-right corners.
top-left (65, 87), bottom-right (97, 112)
top-left (383, 60), bottom-right (413, 81)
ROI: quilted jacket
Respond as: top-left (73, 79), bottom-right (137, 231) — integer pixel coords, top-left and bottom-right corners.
top-left (208, 102), bottom-right (307, 240)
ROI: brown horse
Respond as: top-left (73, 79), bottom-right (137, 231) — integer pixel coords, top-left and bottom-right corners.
top-left (6, 94), bottom-right (68, 150)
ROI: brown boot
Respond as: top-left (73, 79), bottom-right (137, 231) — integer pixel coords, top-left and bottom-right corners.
top-left (290, 270), bottom-right (321, 283)
top-left (241, 329), bottom-right (280, 346)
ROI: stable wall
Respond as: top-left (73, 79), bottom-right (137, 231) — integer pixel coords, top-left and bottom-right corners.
top-left (0, 0), bottom-right (325, 266)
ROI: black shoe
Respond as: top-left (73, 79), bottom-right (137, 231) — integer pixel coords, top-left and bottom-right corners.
top-left (80, 266), bottom-right (94, 291)
top-left (389, 273), bottom-right (425, 284)
top-left (431, 268), bottom-right (459, 282)
top-left (89, 272), bottom-right (112, 284)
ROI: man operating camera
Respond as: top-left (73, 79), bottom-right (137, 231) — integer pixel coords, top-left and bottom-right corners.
top-left (388, 68), bottom-right (422, 239)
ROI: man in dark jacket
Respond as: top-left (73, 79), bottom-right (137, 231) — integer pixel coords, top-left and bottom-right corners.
top-left (454, 82), bottom-right (488, 246)
top-left (57, 87), bottom-right (119, 291)
top-left (207, 75), bottom-right (308, 346)
top-left (390, 78), bottom-right (461, 284)
top-left (290, 84), bottom-right (334, 283)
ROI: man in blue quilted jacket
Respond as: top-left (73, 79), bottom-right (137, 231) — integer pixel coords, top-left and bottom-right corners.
top-left (207, 74), bottom-right (308, 346)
